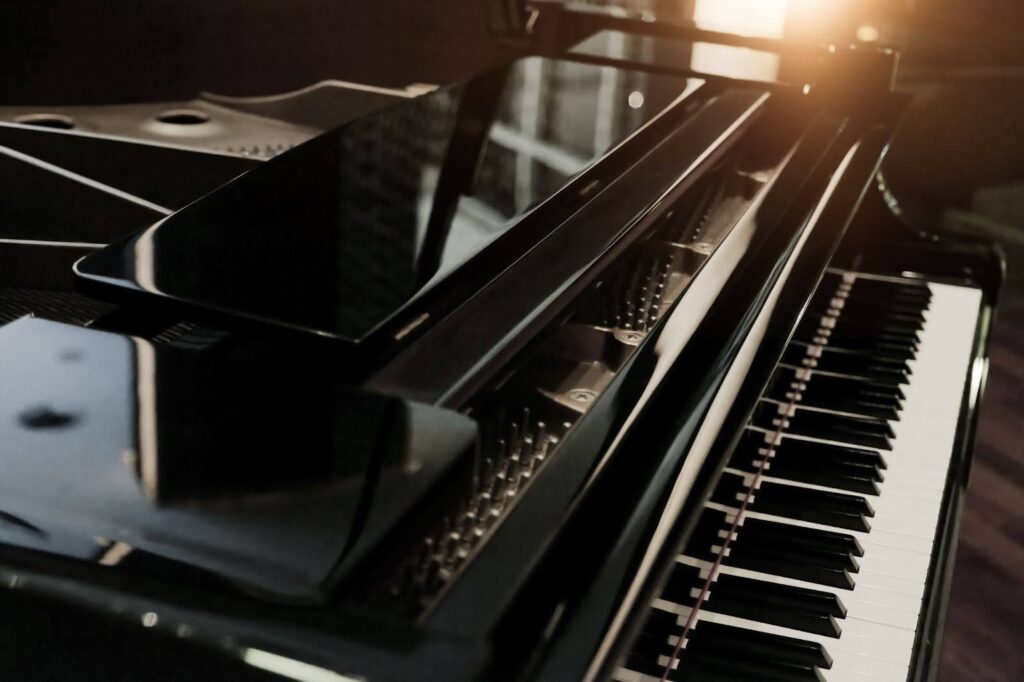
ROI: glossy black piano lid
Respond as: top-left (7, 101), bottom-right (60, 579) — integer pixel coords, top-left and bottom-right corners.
top-left (0, 316), bottom-right (477, 604)
top-left (74, 56), bottom-right (697, 345)
top-left (569, 30), bottom-right (825, 88)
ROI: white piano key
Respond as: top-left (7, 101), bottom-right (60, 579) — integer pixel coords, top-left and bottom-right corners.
top-left (656, 601), bottom-right (911, 672)
top-left (675, 555), bottom-right (923, 618)
top-left (703, 501), bottom-right (936, 555)
top-left (632, 280), bottom-right (982, 682)
top-left (824, 650), bottom-right (908, 682)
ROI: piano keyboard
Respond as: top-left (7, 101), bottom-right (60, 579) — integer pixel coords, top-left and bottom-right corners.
top-left (616, 269), bottom-right (982, 682)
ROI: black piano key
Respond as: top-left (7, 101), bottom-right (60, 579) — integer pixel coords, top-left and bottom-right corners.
top-left (823, 331), bottom-right (920, 357)
top-left (706, 573), bottom-right (844, 637)
top-left (709, 472), bottom-right (756, 507)
top-left (848, 277), bottom-right (931, 299)
top-left (825, 299), bottom-right (930, 325)
top-left (750, 480), bottom-right (874, 532)
top-left (819, 329), bottom-right (920, 357)
top-left (819, 271), bottom-right (932, 298)
top-left (824, 295), bottom-right (928, 320)
top-left (689, 506), bottom-right (861, 571)
top-left (764, 459), bottom-right (881, 496)
top-left (624, 653), bottom-right (668, 678)
top-left (753, 402), bottom-right (894, 451)
top-left (807, 285), bottom-right (929, 317)
top-left (672, 648), bottom-right (826, 682)
top-left (796, 315), bottom-right (922, 348)
top-left (682, 511), bottom-right (734, 560)
top-left (662, 562), bottom-right (705, 605)
top-left (742, 517), bottom-right (864, 558)
top-left (768, 434), bottom-right (888, 471)
top-left (833, 325), bottom-right (922, 351)
top-left (814, 286), bottom-right (930, 315)
top-left (735, 529), bottom-right (859, 574)
top-left (829, 271), bottom-right (931, 293)
top-left (737, 520), bottom-right (856, 569)
top-left (783, 343), bottom-right (910, 385)
top-left (773, 366), bottom-right (905, 404)
top-left (794, 321), bottom-right (921, 358)
top-left (824, 338), bottom-right (918, 361)
top-left (625, 641), bottom-right (668, 677)
top-left (730, 437), bottom-right (883, 495)
top-left (723, 543), bottom-right (856, 590)
top-left (627, 608), bottom-right (682, 676)
top-left (673, 524), bottom-right (856, 591)
top-left (686, 620), bottom-right (833, 669)
top-left (767, 370), bottom-right (901, 422)
top-left (715, 577), bottom-right (844, 629)
top-left (835, 301), bottom-right (933, 327)
top-left (829, 303), bottom-right (927, 328)
top-left (773, 365), bottom-right (908, 402)
top-left (799, 383), bottom-right (904, 416)
top-left (710, 464), bottom-right (873, 530)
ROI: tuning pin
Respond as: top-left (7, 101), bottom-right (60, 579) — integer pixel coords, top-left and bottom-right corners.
top-left (443, 532), bottom-right (462, 559)
top-left (424, 558), bottom-right (444, 592)
top-left (488, 472), bottom-right (505, 498)
top-left (507, 420), bottom-right (521, 448)
top-left (535, 421), bottom-right (548, 446)
top-left (477, 491), bottom-right (494, 518)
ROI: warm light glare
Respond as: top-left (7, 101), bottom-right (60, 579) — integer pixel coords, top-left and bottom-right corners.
top-left (627, 91), bottom-right (645, 109)
top-left (692, 0), bottom-right (787, 38)
top-left (856, 24), bottom-right (880, 42)
top-left (691, 0), bottom-right (786, 82)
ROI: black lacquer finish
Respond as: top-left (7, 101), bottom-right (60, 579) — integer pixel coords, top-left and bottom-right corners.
top-left (75, 57), bottom-right (696, 350)
top-left (0, 316), bottom-right (476, 605)
top-left (0, 123), bottom-right (258, 211)
top-left (0, 31), bottom-right (1003, 682)
top-left (594, 168), bottom-right (1002, 682)
top-left (0, 145), bottom-right (167, 244)
top-left (489, 114), bottom-right (883, 682)
top-left (568, 30), bottom-right (825, 89)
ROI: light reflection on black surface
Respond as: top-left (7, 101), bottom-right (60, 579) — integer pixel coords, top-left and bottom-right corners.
top-left (573, 30), bottom-right (780, 81)
top-left (0, 316), bottom-right (477, 604)
top-left (75, 57), bottom-right (694, 344)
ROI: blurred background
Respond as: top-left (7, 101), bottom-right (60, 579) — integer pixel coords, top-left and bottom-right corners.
top-left (0, 0), bottom-right (1020, 678)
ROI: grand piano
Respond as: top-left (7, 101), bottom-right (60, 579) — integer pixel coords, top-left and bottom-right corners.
top-left (0, 2), bottom-right (1002, 681)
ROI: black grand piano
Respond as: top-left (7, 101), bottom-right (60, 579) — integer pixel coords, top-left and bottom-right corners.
top-left (0, 2), bottom-right (1003, 681)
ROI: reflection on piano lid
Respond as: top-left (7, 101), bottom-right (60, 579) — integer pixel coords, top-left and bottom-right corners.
top-left (569, 30), bottom-right (823, 87)
top-left (73, 56), bottom-right (700, 348)
top-left (0, 316), bottom-right (477, 604)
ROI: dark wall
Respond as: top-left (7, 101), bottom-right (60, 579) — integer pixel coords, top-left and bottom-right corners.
top-left (0, 1), bottom-right (514, 104)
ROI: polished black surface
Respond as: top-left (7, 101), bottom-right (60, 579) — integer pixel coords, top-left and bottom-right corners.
top-left (0, 316), bottom-right (477, 604)
top-left (74, 56), bottom-right (695, 345)
top-left (569, 30), bottom-right (823, 88)
top-left (0, 123), bottom-right (258, 212)
top-left (0, 21), bottom-right (1000, 682)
